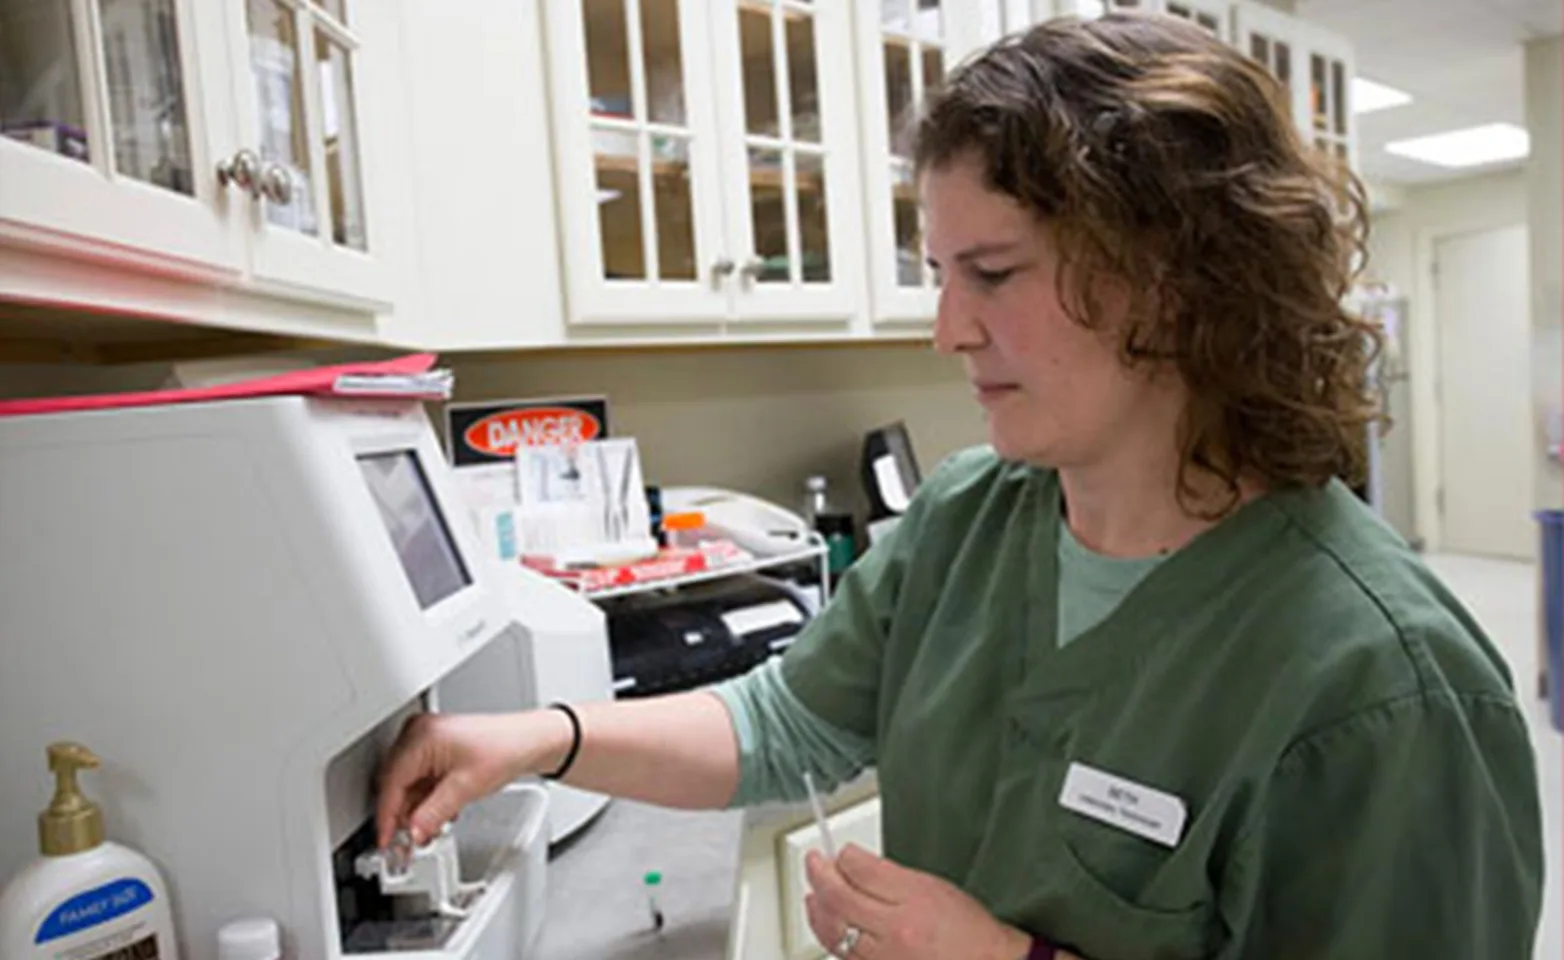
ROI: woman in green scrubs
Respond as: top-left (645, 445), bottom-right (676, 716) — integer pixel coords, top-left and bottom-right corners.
top-left (376, 12), bottom-right (1545, 960)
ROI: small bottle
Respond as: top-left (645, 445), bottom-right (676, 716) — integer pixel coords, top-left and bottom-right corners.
top-left (661, 511), bottom-right (706, 550)
top-left (802, 476), bottom-right (856, 586)
top-left (645, 485), bottom-right (666, 546)
top-left (803, 475), bottom-right (830, 527)
top-left (218, 916), bottom-right (282, 960)
top-left (0, 743), bottom-right (180, 960)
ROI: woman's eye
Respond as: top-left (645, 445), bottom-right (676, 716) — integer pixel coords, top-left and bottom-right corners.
top-left (973, 267), bottom-right (1015, 288)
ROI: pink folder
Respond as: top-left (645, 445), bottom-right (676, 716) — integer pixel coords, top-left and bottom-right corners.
top-left (0, 353), bottom-right (444, 418)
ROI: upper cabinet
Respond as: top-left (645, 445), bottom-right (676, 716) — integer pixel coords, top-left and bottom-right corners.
top-left (1158, 0), bottom-right (1230, 41)
top-left (544, 1), bottom-right (866, 329)
top-left (1296, 20), bottom-right (1354, 169)
top-left (1035, 2), bottom-right (1358, 172)
top-left (0, 0), bottom-right (404, 313)
top-left (0, 0), bottom-right (1356, 355)
top-left (1231, 2), bottom-right (1354, 168)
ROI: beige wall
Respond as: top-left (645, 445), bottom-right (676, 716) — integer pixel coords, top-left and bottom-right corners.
top-left (1527, 37), bottom-right (1563, 516)
top-left (1366, 169), bottom-right (1531, 549)
top-left (441, 345), bottom-right (984, 519)
top-left (0, 342), bottom-right (987, 523)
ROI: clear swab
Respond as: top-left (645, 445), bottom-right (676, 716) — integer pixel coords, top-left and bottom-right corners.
top-left (803, 771), bottom-right (838, 860)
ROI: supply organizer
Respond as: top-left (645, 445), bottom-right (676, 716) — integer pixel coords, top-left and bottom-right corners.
top-left (542, 535), bottom-right (830, 701)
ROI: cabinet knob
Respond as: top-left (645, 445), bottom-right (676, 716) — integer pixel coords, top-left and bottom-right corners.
top-left (740, 257), bottom-right (766, 282)
top-left (259, 163), bottom-right (295, 206)
top-left (712, 257), bottom-right (736, 278)
top-left (216, 149), bottom-right (262, 198)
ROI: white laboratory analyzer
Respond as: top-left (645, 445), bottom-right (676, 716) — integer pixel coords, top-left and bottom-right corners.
top-left (0, 395), bottom-right (616, 958)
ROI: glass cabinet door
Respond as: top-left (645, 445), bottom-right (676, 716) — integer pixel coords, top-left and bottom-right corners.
top-left (1, 0), bottom-right (192, 188)
top-left (736, 0), bottom-right (828, 285)
top-left (241, 0), bottom-right (366, 251)
top-left (0, 0), bottom-right (239, 272)
top-left (1307, 39), bottom-right (1352, 166)
top-left (585, 0), bottom-right (698, 284)
top-left (1233, 2), bottom-right (1298, 125)
top-left (0, 1), bottom-right (93, 167)
top-left (716, 0), bottom-right (862, 321)
top-left (858, 0), bottom-right (955, 324)
top-left (231, 0), bottom-right (385, 306)
top-left (1163, 0), bottom-right (1227, 41)
top-left (97, 0), bottom-right (195, 194)
top-left (545, 0), bottom-right (729, 323)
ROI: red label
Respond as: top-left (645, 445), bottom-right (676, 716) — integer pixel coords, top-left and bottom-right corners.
top-left (463, 408), bottom-right (603, 457)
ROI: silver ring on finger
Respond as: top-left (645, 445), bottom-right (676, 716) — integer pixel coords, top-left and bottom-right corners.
top-left (834, 924), bottom-right (862, 958)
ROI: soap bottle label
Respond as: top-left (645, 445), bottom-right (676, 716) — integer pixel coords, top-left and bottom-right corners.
top-left (33, 877), bottom-right (162, 957)
top-left (72, 934), bottom-right (162, 959)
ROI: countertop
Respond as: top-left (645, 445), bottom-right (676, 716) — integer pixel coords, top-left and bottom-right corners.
top-left (535, 799), bottom-right (745, 960)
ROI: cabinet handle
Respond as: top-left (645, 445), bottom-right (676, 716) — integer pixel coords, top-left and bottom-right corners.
top-left (259, 163), bottom-right (295, 206)
top-left (740, 257), bottom-right (766, 282)
top-left (712, 257), bottom-right (736, 279)
top-left (216, 149), bottom-right (262, 198)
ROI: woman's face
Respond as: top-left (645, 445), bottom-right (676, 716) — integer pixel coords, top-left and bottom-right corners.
top-left (923, 153), bottom-right (1181, 468)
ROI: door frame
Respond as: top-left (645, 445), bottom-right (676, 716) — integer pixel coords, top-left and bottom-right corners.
top-left (1416, 217), bottom-right (1531, 554)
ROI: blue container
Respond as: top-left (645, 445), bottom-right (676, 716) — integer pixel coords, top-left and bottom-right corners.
top-left (1536, 510), bottom-right (1564, 732)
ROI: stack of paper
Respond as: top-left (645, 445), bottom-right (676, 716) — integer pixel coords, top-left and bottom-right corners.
top-left (333, 368), bottom-right (454, 399)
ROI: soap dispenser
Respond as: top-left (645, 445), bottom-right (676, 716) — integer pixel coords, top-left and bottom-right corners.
top-left (0, 742), bottom-right (180, 959)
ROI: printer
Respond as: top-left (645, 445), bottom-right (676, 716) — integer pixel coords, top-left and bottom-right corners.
top-left (0, 396), bottom-right (612, 958)
top-left (603, 575), bottom-right (813, 698)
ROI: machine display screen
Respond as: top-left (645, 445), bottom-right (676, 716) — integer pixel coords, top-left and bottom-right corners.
top-left (358, 452), bottom-right (472, 610)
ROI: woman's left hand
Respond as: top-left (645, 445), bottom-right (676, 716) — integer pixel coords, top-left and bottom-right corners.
top-left (804, 843), bottom-right (1034, 960)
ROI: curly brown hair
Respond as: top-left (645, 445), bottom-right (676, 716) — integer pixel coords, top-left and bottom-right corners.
top-left (913, 12), bottom-right (1383, 514)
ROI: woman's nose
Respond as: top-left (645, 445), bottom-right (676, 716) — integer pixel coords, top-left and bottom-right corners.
top-left (932, 284), bottom-right (985, 354)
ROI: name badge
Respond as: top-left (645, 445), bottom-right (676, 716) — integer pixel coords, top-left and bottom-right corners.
top-left (1059, 762), bottom-right (1187, 848)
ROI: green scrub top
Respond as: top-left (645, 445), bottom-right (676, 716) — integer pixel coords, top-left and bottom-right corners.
top-left (777, 446), bottom-right (1544, 959)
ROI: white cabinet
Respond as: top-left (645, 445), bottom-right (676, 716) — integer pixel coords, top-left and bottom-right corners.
top-left (545, 1), bottom-right (866, 329)
top-left (854, 1), bottom-right (989, 327)
top-left (1295, 19), bottom-right (1355, 169)
top-left (382, 0), bottom-right (567, 350)
top-left (1048, 0), bottom-right (1230, 39)
top-left (1002, 2), bottom-right (1357, 172)
top-left (1232, 1), bottom-right (1354, 168)
top-left (1161, 0), bottom-right (1230, 40)
top-left (0, 0), bottom-right (403, 315)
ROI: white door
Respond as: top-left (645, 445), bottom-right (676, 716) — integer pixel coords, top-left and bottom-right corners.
top-left (1435, 224), bottom-right (1533, 559)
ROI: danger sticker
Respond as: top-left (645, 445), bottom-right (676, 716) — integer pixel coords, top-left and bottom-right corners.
top-left (445, 397), bottom-right (610, 467)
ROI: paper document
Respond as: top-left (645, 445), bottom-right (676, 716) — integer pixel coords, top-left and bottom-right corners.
top-left (334, 369), bottom-right (454, 399)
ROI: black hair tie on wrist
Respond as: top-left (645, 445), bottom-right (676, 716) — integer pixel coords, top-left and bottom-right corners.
top-left (542, 702), bottom-right (582, 781)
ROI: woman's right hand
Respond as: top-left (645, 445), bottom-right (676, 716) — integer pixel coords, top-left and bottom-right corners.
top-left (374, 709), bottom-right (572, 849)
